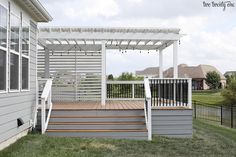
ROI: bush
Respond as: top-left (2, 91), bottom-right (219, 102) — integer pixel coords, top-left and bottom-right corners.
top-left (206, 71), bottom-right (221, 89)
top-left (107, 74), bottom-right (114, 80)
top-left (117, 72), bottom-right (143, 81)
top-left (225, 74), bottom-right (236, 85)
top-left (221, 80), bottom-right (236, 105)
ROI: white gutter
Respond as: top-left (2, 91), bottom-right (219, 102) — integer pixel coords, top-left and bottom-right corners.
top-left (30, 0), bottom-right (53, 22)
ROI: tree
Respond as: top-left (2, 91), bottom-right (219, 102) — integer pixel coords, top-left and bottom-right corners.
top-left (117, 72), bottom-right (143, 81)
top-left (107, 74), bottom-right (114, 80)
top-left (221, 79), bottom-right (236, 105)
top-left (117, 72), bottom-right (134, 81)
top-left (225, 74), bottom-right (236, 85)
top-left (205, 71), bottom-right (221, 89)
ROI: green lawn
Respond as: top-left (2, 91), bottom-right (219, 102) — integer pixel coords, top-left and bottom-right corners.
top-left (192, 90), bottom-right (224, 105)
top-left (1, 120), bottom-right (236, 157)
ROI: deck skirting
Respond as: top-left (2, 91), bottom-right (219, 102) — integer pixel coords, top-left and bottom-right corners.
top-left (152, 109), bottom-right (193, 138)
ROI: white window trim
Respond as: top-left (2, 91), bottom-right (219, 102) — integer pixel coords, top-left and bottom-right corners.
top-left (1, 3), bottom-right (31, 94)
top-left (21, 21), bottom-right (30, 92)
top-left (9, 12), bottom-right (20, 92)
top-left (0, 4), bottom-right (8, 94)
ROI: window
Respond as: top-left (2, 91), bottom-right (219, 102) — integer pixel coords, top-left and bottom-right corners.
top-left (0, 5), bottom-right (7, 92)
top-left (10, 13), bottom-right (20, 91)
top-left (21, 22), bottom-right (29, 90)
top-left (0, 3), bottom-right (30, 93)
top-left (10, 14), bottom-right (20, 52)
top-left (21, 57), bottom-right (28, 89)
top-left (10, 53), bottom-right (19, 90)
top-left (0, 50), bottom-right (6, 91)
top-left (0, 5), bottom-right (7, 48)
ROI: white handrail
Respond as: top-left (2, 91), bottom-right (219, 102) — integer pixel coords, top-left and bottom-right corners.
top-left (144, 77), bottom-right (152, 141)
top-left (106, 80), bottom-right (145, 100)
top-left (39, 79), bottom-right (53, 134)
top-left (106, 81), bottom-right (144, 84)
top-left (148, 78), bottom-right (192, 80)
top-left (41, 79), bottom-right (52, 99)
top-left (144, 78), bottom-right (151, 99)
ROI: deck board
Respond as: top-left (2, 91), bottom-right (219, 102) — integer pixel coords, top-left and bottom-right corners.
top-left (52, 101), bottom-right (144, 110)
top-left (52, 101), bottom-right (189, 110)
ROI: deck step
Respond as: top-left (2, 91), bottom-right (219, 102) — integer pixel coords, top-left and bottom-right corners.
top-left (47, 121), bottom-right (146, 130)
top-left (47, 129), bottom-right (147, 132)
top-left (50, 116), bottom-right (145, 118)
top-left (44, 109), bottom-right (148, 140)
top-left (48, 122), bottom-right (145, 125)
top-left (46, 129), bottom-right (148, 140)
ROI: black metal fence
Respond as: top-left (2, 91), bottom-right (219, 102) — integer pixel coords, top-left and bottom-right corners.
top-left (193, 101), bottom-right (236, 128)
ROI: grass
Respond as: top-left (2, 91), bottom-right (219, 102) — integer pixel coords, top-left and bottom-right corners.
top-left (192, 90), bottom-right (224, 106)
top-left (0, 120), bottom-right (236, 157)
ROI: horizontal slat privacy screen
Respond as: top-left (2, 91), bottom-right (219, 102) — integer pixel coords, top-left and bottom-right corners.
top-left (37, 51), bottom-right (102, 102)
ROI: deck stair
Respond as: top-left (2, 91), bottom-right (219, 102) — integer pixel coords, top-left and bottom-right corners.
top-left (45, 109), bottom-right (148, 140)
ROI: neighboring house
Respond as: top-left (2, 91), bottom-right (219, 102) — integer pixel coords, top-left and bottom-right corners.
top-left (224, 71), bottom-right (236, 77)
top-left (0, 0), bottom-right (52, 150)
top-left (135, 67), bottom-right (159, 77)
top-left (164, 64), bottom-right (226, 90)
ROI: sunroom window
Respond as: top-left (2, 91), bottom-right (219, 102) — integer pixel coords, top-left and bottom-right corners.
top-left (0, 5), bottom-right (7, 91)
top-left (0, 50), bottom-right (6, 91)
top-left (10, 13), bottom-right (20, 91)
top-left (21, 22), bottom-right (29, 90)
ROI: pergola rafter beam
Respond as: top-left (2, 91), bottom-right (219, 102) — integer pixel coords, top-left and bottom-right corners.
top-left (144, 40), bottom-right (151, 45)
top-left (38, 27), bottom-right (183, 51)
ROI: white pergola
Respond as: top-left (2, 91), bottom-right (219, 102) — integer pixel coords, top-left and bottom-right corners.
top-left (38, 27), bottom-right (183, 105)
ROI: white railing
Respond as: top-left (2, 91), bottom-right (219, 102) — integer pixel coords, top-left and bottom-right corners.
top-left (38, 79), bottom-right (53, 134)
top-left (149, 78), bottom-right (192, 108)
top-left (106, 81), bottom-right (144, 100)
top-left (144, 78), bottom-right (152, 141)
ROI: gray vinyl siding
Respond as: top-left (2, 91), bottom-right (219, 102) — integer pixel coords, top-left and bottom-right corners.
top-left (0, 21), bottom-right (37, 144)
top-left (152, 109), bottom-right (193, 138)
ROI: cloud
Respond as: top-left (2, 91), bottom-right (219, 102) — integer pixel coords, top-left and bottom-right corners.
top-left (64, 0), bottom-right (119, 19)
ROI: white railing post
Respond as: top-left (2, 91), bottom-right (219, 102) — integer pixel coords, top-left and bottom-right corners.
top-left (101, 40), bottom-right (106, 106)
top-left (147, 98), bottom-right (152, 141)
top-left (173, 41), bottom-right (178, 78)
top-left (38, 79), bottom-right (53, 134)
top-left (41, 98), bottom-right (45, 134)
top-left (188, 78), bottom-right (192, 109)
top-left (159, 49), bottom-right (163, 78)
top-left (33, 79), bottom-right (39, 128)
top-left (132, 83), bottom-right (135, 99)
top-left (144, 78), bottom-right (152, 141)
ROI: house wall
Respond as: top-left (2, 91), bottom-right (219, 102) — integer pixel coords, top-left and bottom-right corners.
top-left (0, 0), bottom-right (37, 150)
top-left (152, 109), bottom-right (193, 137)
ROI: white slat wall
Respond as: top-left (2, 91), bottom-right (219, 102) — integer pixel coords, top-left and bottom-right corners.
top-left (37, 51), bottom-right (102, 102)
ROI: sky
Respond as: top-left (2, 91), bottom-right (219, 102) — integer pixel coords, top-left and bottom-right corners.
top-left (40, 0), bottom-right (236, 76)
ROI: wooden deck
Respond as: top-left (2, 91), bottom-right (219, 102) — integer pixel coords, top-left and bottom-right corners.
top-left (52, 101), bottom-right (144, 110)
top-left (52, 101), bottom-right (189, 110)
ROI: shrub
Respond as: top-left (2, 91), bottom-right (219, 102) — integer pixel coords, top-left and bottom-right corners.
top-left (225, 74), bottom-right (236, 85)
top-left (107, 74), bottom-right (114, 80)
top-left (221, 80), bottom-right (236, 105)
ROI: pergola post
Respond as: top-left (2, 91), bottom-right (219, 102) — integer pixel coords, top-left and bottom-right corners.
top-left (44, 48), bottom-right (50, 78)
top-left (173, 41), bottom-right (178, 78)
top-left (101, 41), bottom-right (106, 106)
top-left (159, 49), bottom-right (163, 78)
